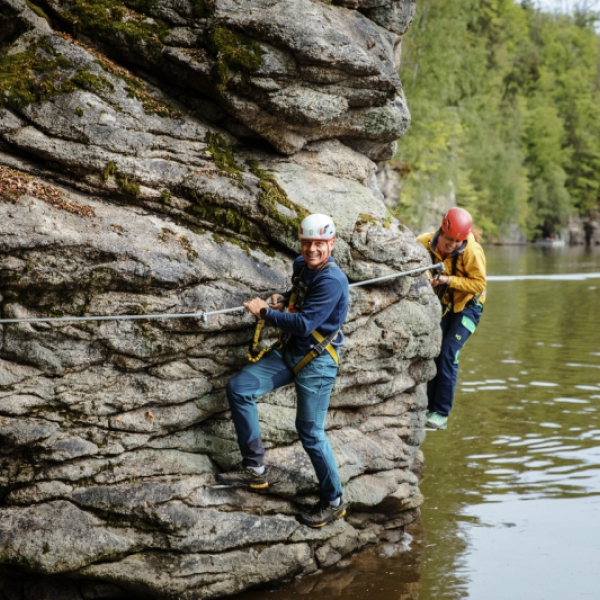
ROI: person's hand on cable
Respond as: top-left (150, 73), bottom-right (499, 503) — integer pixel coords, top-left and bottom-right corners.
top-left (243, 297), bottom-right (268, 319)
top-left (244, 294), bottom-right (285, 319)
top-left (266, 294), bottom-right (285, 310)
top-left (431, 274), bottom-right (450, 288)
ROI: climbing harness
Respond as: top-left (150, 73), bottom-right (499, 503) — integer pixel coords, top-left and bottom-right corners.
top-left (246, 316), bottom-right (342, 372)
top-left (0, 262), bottom-right (443, 327)
top-left (246, 262), bottom-right (337, 368)
top-left (292, 328), bottom-right (341, 375)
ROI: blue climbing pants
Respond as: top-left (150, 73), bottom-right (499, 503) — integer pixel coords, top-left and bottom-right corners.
top-left (226, 347), bottom-right (342, 502)
top-left (427, 303), bottom-right (483, 417)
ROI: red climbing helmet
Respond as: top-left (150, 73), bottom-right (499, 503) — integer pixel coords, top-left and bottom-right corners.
top-left (440, 207), bottom-right (472, 241)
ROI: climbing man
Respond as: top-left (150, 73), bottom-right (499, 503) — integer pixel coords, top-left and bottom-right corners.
top-left (417, 207), bottom-right (487, 430)
top-left (216, 213), bottom-right (350, 528)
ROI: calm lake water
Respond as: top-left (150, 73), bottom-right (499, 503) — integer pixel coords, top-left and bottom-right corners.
top-left (238, 244), bottom-right (600, 600)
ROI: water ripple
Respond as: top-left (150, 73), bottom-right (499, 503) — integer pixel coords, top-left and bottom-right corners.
top-left (464, 429), bottom-right (600, 499)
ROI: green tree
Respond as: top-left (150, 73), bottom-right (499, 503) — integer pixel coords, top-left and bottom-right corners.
top-left (395, 0), bottom-right (600, 240)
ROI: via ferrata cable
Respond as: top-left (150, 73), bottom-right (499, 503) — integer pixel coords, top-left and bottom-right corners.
top-left (0, 262), bottom-right (444, 325)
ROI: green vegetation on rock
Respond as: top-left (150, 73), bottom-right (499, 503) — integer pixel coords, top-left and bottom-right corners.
top-left (186, 133), bottom-right (256, 237)
top-left (355, 213), bottom-right (378, 228)
top-left (0, 42), bottom-right (72, 110)
top-left (118, 69), bottom-right (181, 118)
top-left (0, 40), bottom-right (116, 112)
top-left (0, 31), bottom-right (178, 118)
top-left (71, 67), bottom-right (114, 93)
top-left (104, 161), bottom-right (140, 198)
top-left (104, 161), bottom-right (118, 182)
top-left (247, 160), bottom-right (309, 234)
top-left (207, 25), bottom-right (263, 91)
top-left (190, 192), bottom-right (252, 236)
top-left (213, 232), bottom-right (252, 256)
top-left (178, 235), bottom-right (198, 261)
top-left (115, 173), bottom-right (140, 198)
top-left (25, 0), bottom-right (52, 24)
top-left (78, 50), bottom-right (182, 118)
top-left (186, 132), bottom-right (305, 247)
top-left (204, 132), bottom-right (243, 180)
top-left (54, 0), bottom-right (169, 56)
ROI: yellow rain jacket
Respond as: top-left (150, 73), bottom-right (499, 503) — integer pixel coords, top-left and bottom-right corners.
top-left (417, 231), bottom-right (487, 313)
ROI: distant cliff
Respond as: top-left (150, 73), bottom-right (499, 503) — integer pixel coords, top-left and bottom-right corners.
top-left (0, 1), bottom-right (440, 598)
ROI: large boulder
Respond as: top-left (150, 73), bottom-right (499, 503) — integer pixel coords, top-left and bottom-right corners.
top-left (0, 0), bottom-right (438, 598)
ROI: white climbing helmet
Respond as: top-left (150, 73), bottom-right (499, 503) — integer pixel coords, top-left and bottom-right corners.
top-left (298, 214), bottom-right (336, 241)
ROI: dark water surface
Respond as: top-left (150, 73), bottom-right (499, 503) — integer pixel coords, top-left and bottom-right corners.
top-left (238, 244), bottom-right (600, 600)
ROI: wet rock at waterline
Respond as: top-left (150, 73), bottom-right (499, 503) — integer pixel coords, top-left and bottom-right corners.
top-left (0, 0), bottom-right (439, 597)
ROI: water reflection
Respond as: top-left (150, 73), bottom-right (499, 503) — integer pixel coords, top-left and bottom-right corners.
top-left (236, 245), bottom-right (600, 600)
top-left (239, 528), bottom-right (426, 600)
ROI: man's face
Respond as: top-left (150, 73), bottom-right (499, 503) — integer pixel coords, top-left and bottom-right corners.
top-left (301, 239), bottom-right (335, 269)
top-left (437, 231), bottom-right (463, 256)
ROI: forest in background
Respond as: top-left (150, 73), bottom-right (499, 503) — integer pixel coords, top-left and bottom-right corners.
top-left (395, 0), bottom-right (600, 241)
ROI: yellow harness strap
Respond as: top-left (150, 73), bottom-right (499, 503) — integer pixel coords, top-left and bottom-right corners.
top-left (292, 330), bottom-right (339, 375)
top-left (247, 319), bottom-right (282, 363)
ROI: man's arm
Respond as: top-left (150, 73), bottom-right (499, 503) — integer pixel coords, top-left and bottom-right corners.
top-left (265, 275), bottom-right (344, 337)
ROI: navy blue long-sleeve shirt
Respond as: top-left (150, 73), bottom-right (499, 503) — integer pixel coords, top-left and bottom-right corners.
top-left (264, 256), bottom-right (349, 354)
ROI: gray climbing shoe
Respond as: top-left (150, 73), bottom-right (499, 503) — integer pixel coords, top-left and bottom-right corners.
top-left (215, 466), bottom-right (269, 490)
top-left (297, 498), bottom-right (346, 528)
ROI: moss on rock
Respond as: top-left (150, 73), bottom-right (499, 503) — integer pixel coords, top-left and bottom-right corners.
top-left (207, 25), bottom-right (262, 91)
top-left (355, 213), bottom-right (378, 228)
top-left (25, 0), bottom-right (52, 24)
top-left (117, 68), bottom-right (181, 118)
top-left (0, 39), bottom-right (117, 114)
top-left (115, 172), bottom-right (140, 198)
top-left (104, 162), bottom-right (118, 182)
top-left (247, 160), bottom-right (309, 235)
top-left (55, 0), bottom-right (170, 56)
top-left (189, 192), bottom-right (252, 237)
top-left (178, 235), bottom-right (198, 261)
top-left (212, 232), bottom-right (252, 255)
top-left (104, 161), bottom-right (140, 198)
top-left (204, 131), bottom-right (242, 180)
top-left (0, 30), bottom-right (179, 119)
top-left (0, 42), bottom-right (73, 110)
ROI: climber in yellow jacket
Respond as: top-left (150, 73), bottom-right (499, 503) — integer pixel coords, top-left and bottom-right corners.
top-left (417, 207), bottom-right (487, 430)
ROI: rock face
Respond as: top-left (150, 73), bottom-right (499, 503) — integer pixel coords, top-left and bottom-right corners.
top-left (0, 0), bottom-right (439, 598)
